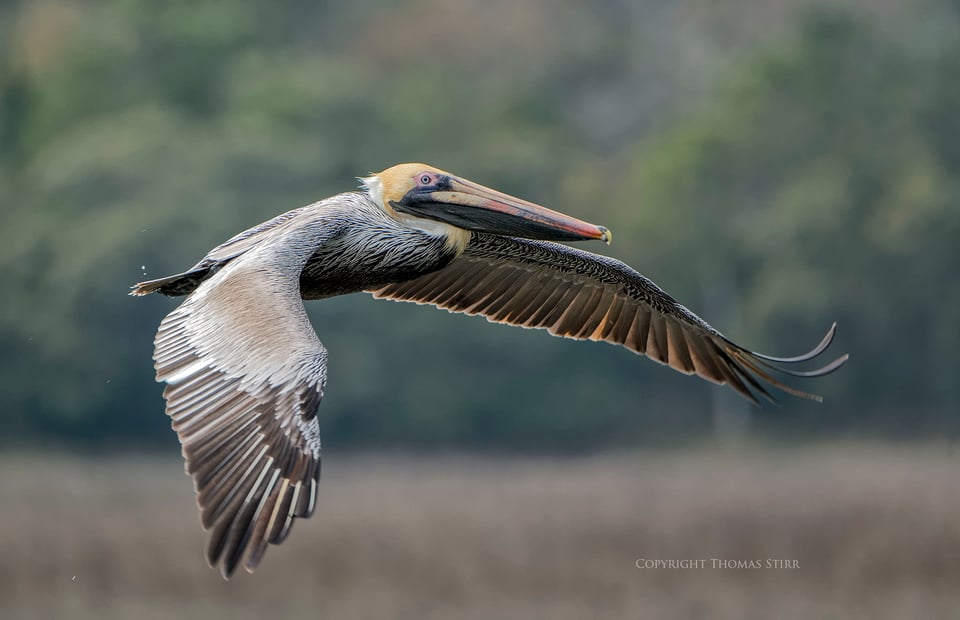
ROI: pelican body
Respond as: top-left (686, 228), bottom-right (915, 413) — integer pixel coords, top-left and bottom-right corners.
top-left (133, 163), bottom-right (846, 578)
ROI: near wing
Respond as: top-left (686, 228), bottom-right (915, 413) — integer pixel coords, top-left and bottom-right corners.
top-left (152, 254), bottom-right (326, 578)
top-left (370, 234), bottom-right (847, 404)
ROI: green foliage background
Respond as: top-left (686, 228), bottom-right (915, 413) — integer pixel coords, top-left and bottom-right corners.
top-left (1, 0), bottom-right (957, 450)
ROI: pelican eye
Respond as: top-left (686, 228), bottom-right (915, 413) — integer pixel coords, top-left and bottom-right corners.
top-left (419, 174), bottom-right (433, 186)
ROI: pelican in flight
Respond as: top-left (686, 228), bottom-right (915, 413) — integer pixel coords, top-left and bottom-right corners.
top-left (132, 163), bottom-right (846, 578)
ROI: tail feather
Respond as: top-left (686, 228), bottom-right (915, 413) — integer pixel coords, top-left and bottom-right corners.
top-left (130, 268), bottom-right (212, 297)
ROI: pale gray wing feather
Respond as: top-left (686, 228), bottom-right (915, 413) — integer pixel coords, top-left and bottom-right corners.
top-left (154, 248), bottom-right (325, 578)
top-left (370, 234), bottom-right (846, 404)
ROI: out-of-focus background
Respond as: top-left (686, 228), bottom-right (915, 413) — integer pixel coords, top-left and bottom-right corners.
top-left (1, 0), bottom-right (958, 618)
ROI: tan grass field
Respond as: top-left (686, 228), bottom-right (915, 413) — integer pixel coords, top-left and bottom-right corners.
top-left (1, 444), bottom-right (957, 619)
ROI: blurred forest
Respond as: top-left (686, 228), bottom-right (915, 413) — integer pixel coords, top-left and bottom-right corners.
top-left (1, 0), bottom-right (958, 451)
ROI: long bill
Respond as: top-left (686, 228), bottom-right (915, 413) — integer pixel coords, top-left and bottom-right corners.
top-left (391, 174), bottom-right (612, 244)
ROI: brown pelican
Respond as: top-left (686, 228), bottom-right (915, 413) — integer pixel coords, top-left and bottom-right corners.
top-left (132, 163), bottom-right (846, 578)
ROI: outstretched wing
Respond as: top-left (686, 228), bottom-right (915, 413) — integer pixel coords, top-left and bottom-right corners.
top-left (152, 252), bottom-right (325, 578)
top-left (370, 234), bottom-right (847, 404)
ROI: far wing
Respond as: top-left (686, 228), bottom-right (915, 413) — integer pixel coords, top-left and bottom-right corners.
top-left (369, 234), bottom-right (847, 404)
top-left (153, 251), bottom-right (325, 578)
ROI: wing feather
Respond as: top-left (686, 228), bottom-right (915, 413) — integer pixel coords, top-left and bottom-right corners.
top-left (152, 254), bottom-right (325, 578)
top-left (370, 234), bottom-right (847, 404)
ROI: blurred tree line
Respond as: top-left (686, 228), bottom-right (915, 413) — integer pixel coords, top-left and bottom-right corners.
top-left (1, 0), bottom-right (957, 451)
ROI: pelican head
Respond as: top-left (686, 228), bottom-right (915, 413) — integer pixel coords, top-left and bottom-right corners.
top-left (363, 163), bottom-right (611, 244)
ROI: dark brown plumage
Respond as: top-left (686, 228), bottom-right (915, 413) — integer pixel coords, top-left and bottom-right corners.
top-left (372, 233), bottom-right (845, 405)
